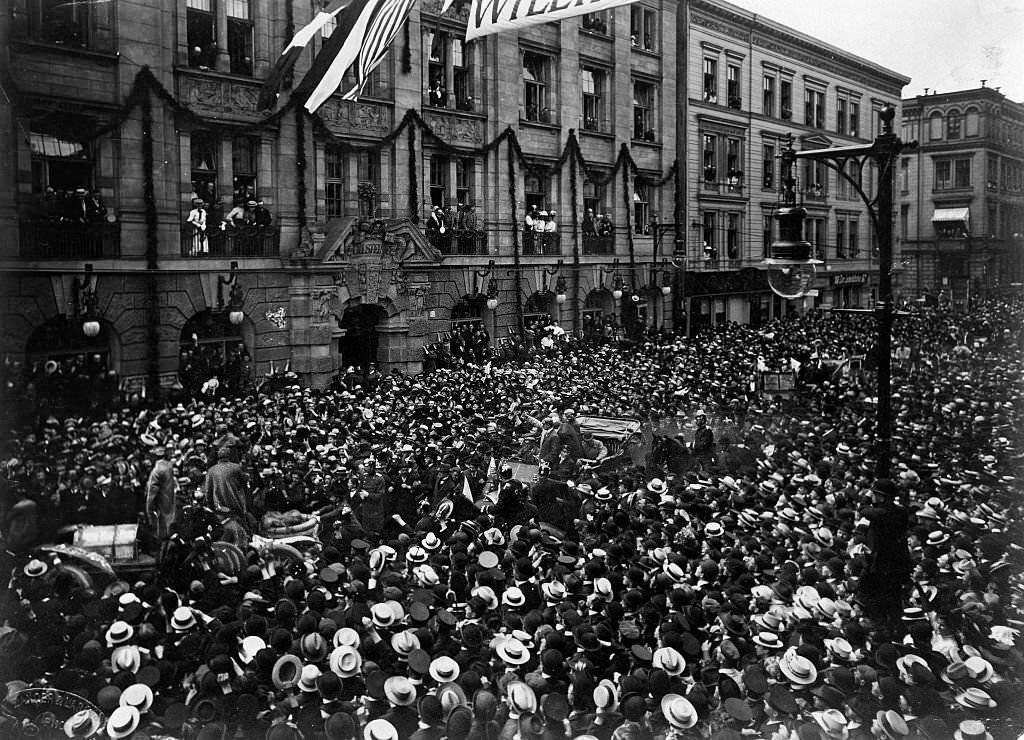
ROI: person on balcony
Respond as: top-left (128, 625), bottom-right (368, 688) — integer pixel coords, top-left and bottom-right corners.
top-left (186, 198), bottom-right (208, 255)
top-left (544, 211), bottom-right (557, 233)
top-left (85, 189), bottom-right (108, 223)
top-left (253, 200), bottom-right (273, 230)
top-left (582, 208), bottom-right (596, 236)
top-left (535, 211), bottom-right (548, 233)
top-left (597, 213), bottom-right (614, 237)
top-left (36, 187), bottom-right (60, 222)
top-left (225, 198), bottom-right (247, 228)
top-left (64, 188), bottom-right (89, 223)
top-left (524, 205), bottom-right (539, 231)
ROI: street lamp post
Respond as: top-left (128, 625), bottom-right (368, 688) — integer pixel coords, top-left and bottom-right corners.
top-left (796, 105), bottom-right (916, 480)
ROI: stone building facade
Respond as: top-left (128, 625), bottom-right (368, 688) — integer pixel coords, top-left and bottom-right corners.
top-left (898, 87), bottom-right (1024, 308)
top-left (683, 0), bottom-right (909, 329)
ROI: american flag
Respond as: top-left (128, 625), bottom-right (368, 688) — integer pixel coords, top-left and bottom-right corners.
top-left (341, 0), bottom-right (417, 100)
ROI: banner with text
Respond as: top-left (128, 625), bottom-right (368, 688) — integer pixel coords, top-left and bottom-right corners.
top-left (466, 0), bottom-right (638, 40)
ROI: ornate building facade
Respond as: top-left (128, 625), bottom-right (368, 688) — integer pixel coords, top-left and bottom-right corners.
top-left (898, 87), bottom-right (1024, 308)
top-left (683, 0), bottom-right (909, 329)
top-left (1, 0), bottom-right (911, 391)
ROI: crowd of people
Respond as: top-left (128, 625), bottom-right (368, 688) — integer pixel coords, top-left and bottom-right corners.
top-left (425, 206), bottom-right (485, 255)
top-left (0, 296), bottom-right (1022, 740)
top-left (185, 182), bottom-right (275, 257)
top-left (33, 187), bottom-right (110, 225)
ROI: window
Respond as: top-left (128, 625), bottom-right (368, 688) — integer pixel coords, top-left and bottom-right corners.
top-left (803, 159), bottom-right (826, 198)
top-left (849, 101), bottom-right (860, 137)
top-left (29, 129), bottom-right (94, 195)
top-left (780, 79), bottom-right (792, 119)
top-left (524, 174), bottom-right (545, 211)
top-left (702, 134), bottom-right (717, 182)
top-left (837, 98), bottom-right (847, 135)
top-left (582, 177), bottom-right (605, 215)
top-left (357, 150), bottom-right (379, 217)
top-left (427, 32), bottom-right (472, 110)
top-left (763, 143), bottom-right (775, 189)
top-left (899, 158), bottom-right (909, 194)
top-left (762, 214), bottom-right (773, 258)
top-left (726, 137), bottom-right (742, 190)
top-left (727, 65), bottom-right (741, 108)
top-left (900, 205), bottom-right (909, 240)
top-left (187, 0), bottom-right (217, 69)
top-left (988, 204), bottom-right (998, 237)
top-left (837, 165), bottom-right (848, 199)
top-left (581, 11), bottom-right (609, 35)
top-left (455, 158), bottom-right (473, 206)
top-left (947, 110), bottom-right (962, 140)
top-left (848, 219), bottom-right (859, 256)
top-left (763, 76), bottom-right (775, 117)
top-left (836, 218), bottom-right (846, 258)
top-left (190, 131), bottom-right (218, 199)
top-left (702, 58), bottom-right (718, 103)
top-left (935, 160), bottom-right (951, 189)
top-left (325, 146), bottom-right (344, 218)
top-left (965, 107), bottom-right (980, 137)
top-left (804, 217), bottom-right (826, 259)
top-left (633, 80), bottom-right (657, 142)
top-left (633, 183), bottom-right (650, 234)
top-left (726, 213), bottom-right (740, 258)
top-left (954, 158), bottom-right (971, 188)
top-left (581, 67), bottom-right (606, 132)
top-left (430, 155), bottom-right (449, 208)
top-left (630, 5), bottom-right (657, 52)
top-left (702, 212), bottom-right (716, 256)
top-left (523, 51), bottom-right (554, 123)
top-left (804, 88), bottom-right (825, 129)
top-left (226, 0), bottom-right (253, 75)
top-left (232, 135), bottom-right (258, 201)
top-left (30, 0), bottom-right (92, 48)
top-left (929, 111), bottom-right (943, 140)
top-left (987, 154), bottom-right (999, 189)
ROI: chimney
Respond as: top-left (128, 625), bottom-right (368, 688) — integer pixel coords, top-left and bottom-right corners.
top-left (981, 79), bottom-right (987, 87)
top-left (923, 87), bottom-right (929, 95)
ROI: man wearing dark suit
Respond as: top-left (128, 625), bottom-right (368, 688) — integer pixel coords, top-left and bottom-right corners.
top-left (691, 412), bottom-right (716, 471)
top-left (537, 417), bottom-right (562, 466)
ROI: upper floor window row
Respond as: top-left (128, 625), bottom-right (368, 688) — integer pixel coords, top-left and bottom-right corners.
top-left (20, 0), bottom-right (114, 52)
top-left (928, 108), bottom-right (981, 141)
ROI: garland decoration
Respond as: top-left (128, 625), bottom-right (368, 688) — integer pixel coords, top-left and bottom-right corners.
top-left (507, 142), bottom-right (523, 336)
top-left (568, 131), bottom-right (581, 332)
top-left (140, 87), bottom-right (161, 396)
top-left (408, 124), bottom-right (419, 223)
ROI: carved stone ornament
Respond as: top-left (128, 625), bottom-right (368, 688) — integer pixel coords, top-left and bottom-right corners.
top-left (422, 112), bottom-right (484, 144)
top-left (318, 100), bottom-right (393, 138)
top-left (265, 306), bottom-right (288, 329)
top-left (181, 76), bottom-right (262, 118)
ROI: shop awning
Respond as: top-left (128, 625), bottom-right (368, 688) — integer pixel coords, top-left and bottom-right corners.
top-left (29, 132), bottom-right (85, 158)
top-left (931, 207), bottom-right (970, 226)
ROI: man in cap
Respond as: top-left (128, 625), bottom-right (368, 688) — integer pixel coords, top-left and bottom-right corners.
top-left (145, 445), bottom-right (178, 546)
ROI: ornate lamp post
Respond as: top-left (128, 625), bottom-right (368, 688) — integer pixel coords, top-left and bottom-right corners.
top-left (795, 105), bottom-right (916, 480)
top-left (75, 264), bottom-right (101, 338)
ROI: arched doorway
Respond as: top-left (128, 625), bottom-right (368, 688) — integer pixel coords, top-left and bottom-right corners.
top-left (179, 310), bottom-right (253, 397)
top-left (583, 289), bottom-right (615, 339)
top-left (339, 303), bottom-right (387, 373)
top-left (25, 315), bottom-right (121, 416)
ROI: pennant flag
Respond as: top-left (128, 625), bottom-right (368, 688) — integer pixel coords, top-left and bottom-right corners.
top-left (465, 0), bottom-right (637, 41)
top-left (258, 0), bottom-right (350, 110)
top-left (461, 474), bottom-right (474, 503)
top-left (439, 0), bottom-right (456, 12)
top-left (295, 0), bottom-right (379, 113)
top-left (341, 0), bottom-right (417, 100)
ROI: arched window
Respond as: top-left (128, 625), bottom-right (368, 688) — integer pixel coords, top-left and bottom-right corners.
top-left (928, 111), bottom-right (943, 140)
top-left (26, 315), bottom-right (119, 371)
top-left (946, 110), bottom-right (962, 140)
top-left (965, 107), bottom-right (980, 137)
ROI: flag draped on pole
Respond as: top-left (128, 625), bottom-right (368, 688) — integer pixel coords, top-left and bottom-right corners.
top-left (461, 474), bottom-right (474, 503)
top-left (257, 0), bottom-right (349, 110)
top-left (294, 0), bottom-right (378, 113)
top-left (340, 0), bottom-right (417, 101)
top-left (464, 0), bottom-right (637, 41)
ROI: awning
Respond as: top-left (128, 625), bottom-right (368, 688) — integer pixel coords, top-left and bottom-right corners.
top-left (29, 132), bottom-right (85, 158)
top-left (931, 207), bottom-right (970, 226)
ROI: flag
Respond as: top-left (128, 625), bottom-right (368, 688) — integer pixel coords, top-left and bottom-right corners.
top-left (461, 474), bottom-right (474, 503)
top-left (439, 0), bottom-right (456, 12)
top-left (340, 0), bottom-right (417, 101)
top-left (257, 0), bottom-right (350, 110)
top-left (465, 0), bottom-right (637, 41)
top-left (295, 0), bottom-right (379, 113)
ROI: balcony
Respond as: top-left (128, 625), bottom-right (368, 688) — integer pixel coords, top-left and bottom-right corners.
top-left (20, 219), bottom-right (120, 259)
top-left (803, 185), bottom-right (828, 202)
top-left (522, 231), bottom-right (562, 256)
top-left (427, 229), bottom-right (488, 256)
top-left (582, 233), bottom-right (615, 255)
top-left (728, 96), bottom-right (743, 110)
top-left (180, 225), bottom-right (280, 258)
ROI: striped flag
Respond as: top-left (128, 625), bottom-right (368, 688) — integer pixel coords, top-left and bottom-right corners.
top-left (257, 0), bottom-right (350, 110)
top-left (294, 0), bottom-right (379, 113)
top-left (340, 0), bottom-right (416, 101)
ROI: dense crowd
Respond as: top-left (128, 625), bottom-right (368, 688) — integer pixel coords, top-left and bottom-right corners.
top-left (0, 297), bottom-right (1022, 740)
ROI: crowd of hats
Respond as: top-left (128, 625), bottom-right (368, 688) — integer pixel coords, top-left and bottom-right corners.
top-left (0, 298), bottom-right (1023, 739)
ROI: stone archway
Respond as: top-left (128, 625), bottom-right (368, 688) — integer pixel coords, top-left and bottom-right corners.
top-left (338, 303), bottom-right (388, 373)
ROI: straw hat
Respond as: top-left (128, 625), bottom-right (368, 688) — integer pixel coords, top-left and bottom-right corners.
top-left (363, 719), bottom-right (399, 740)
top-left (954, 720), bottom-right (993, 740)
top-left (496, 637), bottom-right (530, 666)
top-left (63, 709), bottom-right (102, 738)
top-left (779, 652), bottom-right (818, 686)
top-left (384, 676), bottom-right (416, 706)
top-left (652, 647), bottom-right (685, 676)
top-left (272, 654), bottom-right (304, 691)
top-left (660, 694), bottom-right (698, 730)
top-left (329, 646), bottom-right (362, 678)
top-left (105, 706), bottom-right (141, 739)
top-left (119, 683), bottom-right (153, 714)
top-left (428, 656), bottom-right (460, 683)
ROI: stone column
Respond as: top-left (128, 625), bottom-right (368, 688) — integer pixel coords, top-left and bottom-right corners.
top-left (376, 313), bottom-right (420, 375)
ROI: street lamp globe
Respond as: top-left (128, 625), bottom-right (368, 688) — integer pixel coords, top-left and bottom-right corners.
top-left (612, 288), bottom-right (623, 301)
top-left (486, 296), bottom-right (499, 311)
top-left (661, 284), bottom-right (671, 296)
top-left (82, 319), bottom-right (101, 338)
top-left (228, 309), bottom-right (245, 326)
top-left (555, 292), bottom-right (567, 304)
